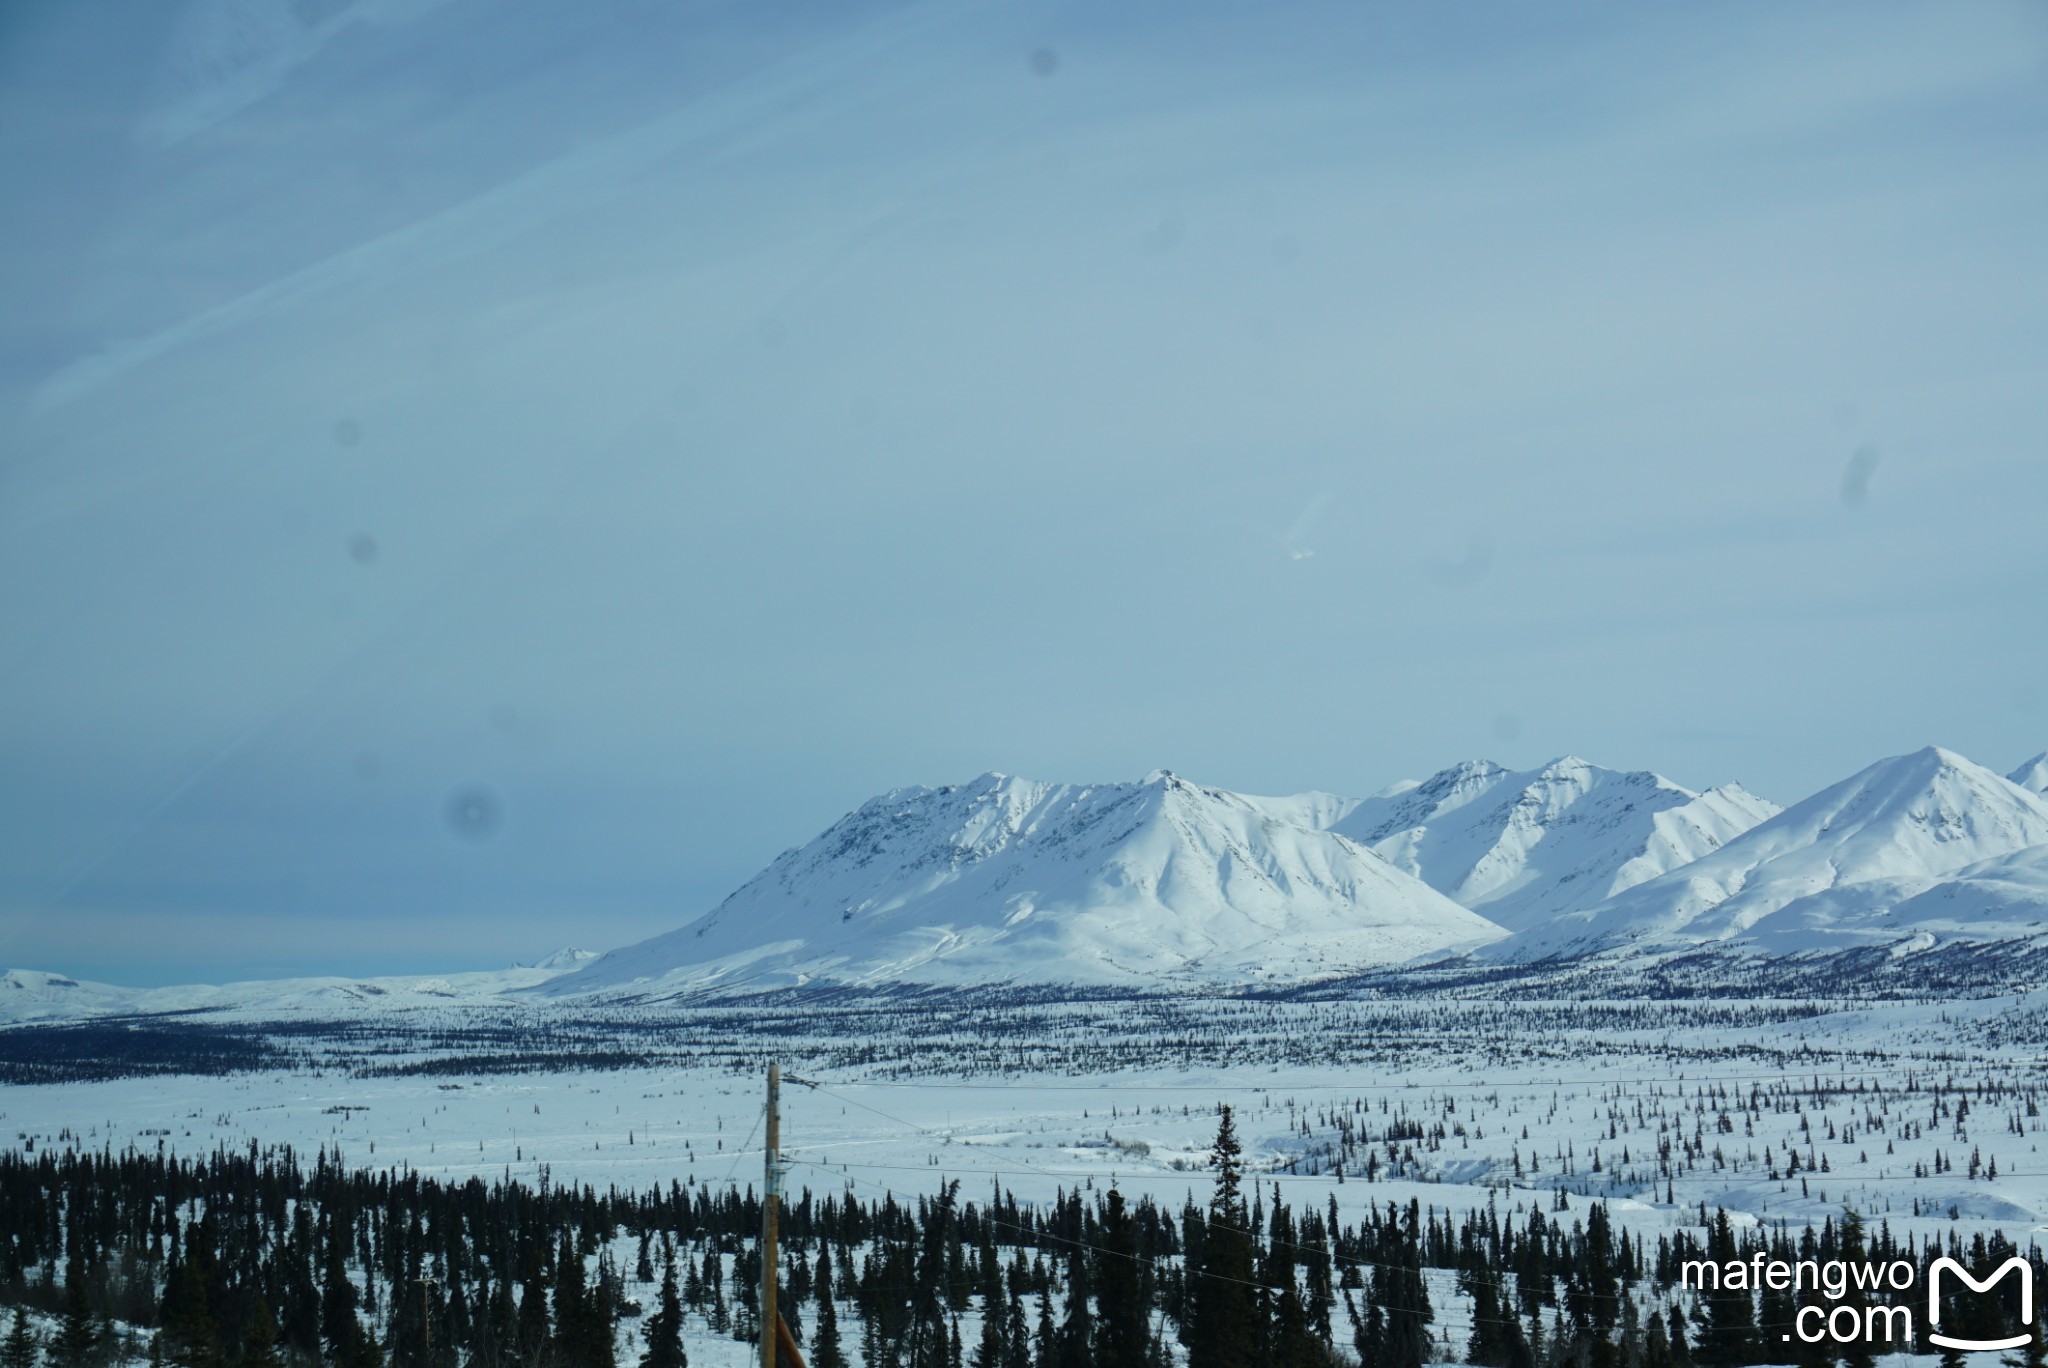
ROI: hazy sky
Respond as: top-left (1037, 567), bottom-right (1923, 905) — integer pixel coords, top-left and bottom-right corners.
top-left (3, 0), bottom-right (2046, 984)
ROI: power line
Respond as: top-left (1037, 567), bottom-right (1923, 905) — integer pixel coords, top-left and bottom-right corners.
top-left (718, 1105), bottom-right (766, 1192)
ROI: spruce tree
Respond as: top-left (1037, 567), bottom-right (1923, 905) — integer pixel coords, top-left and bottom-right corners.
top-left (584, 1259), bottom-right (618, 1368)
top-left (2, 1307), bottom-right (41, 1368)
top-left (811, 1248), bottom-right (847, 1368)
top-left (1565, 1203), bottom-right (1620, 1354)
top-left (1643, 1312), bottom-right (1671, 1368)
top-left (345, 1329), bottom-right (386, 1368)
top-left (1665, 1307), bottom-right (1692, 1368)
top-left (239, 1301), bottom-right (284, 1368)
top-left (2002, 1256), bottom-right (2048, 1368)
top-left (1093, 1190), bottom-right (1151, 1368)
top-left (1501, 1311), bottom-right (1535, 1368)
top-left (1262, 1220), bottom-right (1314, 1368)
top-left (324, 1234), bottom-right (365, 1367)
top-left (555, 1240), bottom-right (590, 1368)
top-left (1462, 1268), bottom-right (1510, 1368)
top-left (519, 1260), bottom-right (556, 1368)
top-left (1001, 1290), bottom-right (1031, 1368)
top-left (50, 1256), bottom-right (103, 1368)
top-left (1189, 1108), bottom-right (1258, 1368)
top-left (2003, 1308), bottom-right (2046, 1368)
top-left (1366, 1206), bottom-right (1432, 1368)
top-left (1057, 1251), bottom-right (1092, 1368)
top-left (483, 1281), bottom-right (521, 1368)
top-left (702, 1253), bottom-right (728, 1336)
top-left (1691, 1214), bottom-right (1754, 1367)
top-left (1351, 1284), bottom-right (1385, 1368)
top-left (972, 1304), bottom-right (1005, 1368)
top-left (160, 1248), bottom-right (218, 1368)
top-left (638, 1252), bottom-right (686, 1368)
top-left (1836, 1213), bottom-right (1878, 1368)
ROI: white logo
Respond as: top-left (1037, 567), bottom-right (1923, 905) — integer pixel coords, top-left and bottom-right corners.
top-left (1928, 1256), bottom-right (2034, 1353)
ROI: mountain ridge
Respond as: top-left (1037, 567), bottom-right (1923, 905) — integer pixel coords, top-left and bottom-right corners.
top-left (540, 769), bottom-right (1505, 997)
top-left (1492, 746), bottom-right (2048, 961)
top-left (1325, 755), bottom-right (1779, 933)
top-left (16, 745), bottom-right (2048, 1013)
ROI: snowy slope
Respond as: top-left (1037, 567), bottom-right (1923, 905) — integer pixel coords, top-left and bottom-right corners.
top-left (1494, 746), bottom-right (2048, 959)
top-left (1878, 844), bottom-right (2048, 939)
top-left (1716, 844), bottom-right (2048, 956)
top-left (2011, 752), bottom-right (2048, 794)
top-left (0, 951), bottom-right (601, 1024)
top-left (1327, 757), bottom-right (1778, 934)
top-left (0, 970), bottom-right (134, 1022)
top-left (541, 771), bottom-right (1505, 997)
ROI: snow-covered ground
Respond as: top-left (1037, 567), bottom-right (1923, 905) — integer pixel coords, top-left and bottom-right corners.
top-left (6, 987), bottom-right (2044, 1368)
top-left (0, 950), bottom-right (599, 1023)
top-left (7, 990), bottom-right (2044, 1231)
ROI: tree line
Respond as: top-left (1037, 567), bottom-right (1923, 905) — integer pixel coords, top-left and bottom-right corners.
top-left (0, 1108), bottom-right (2040, 1368)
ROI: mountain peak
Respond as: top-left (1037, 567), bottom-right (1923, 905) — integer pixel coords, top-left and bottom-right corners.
top-left (1494, 746), bottom-right (2048, 959)
top-left (2009, 752), bottom-right (2048, 795)
top-left (1328, 756), bottom-right (1778, 934)
top-left (1807, 746), bottom-right (2044, 839)
top-left (541, 771), bottom-right (1504, 997)
top-left (529, 947), bottom-right (601, 972)
top-left (1898, 744), bottom-right (1975, 774)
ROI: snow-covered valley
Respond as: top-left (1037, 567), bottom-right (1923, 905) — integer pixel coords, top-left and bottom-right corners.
top-left (9, 742), bottom-right (2048, 1368)
top-left (5, 990), bottom-right (2047, 1368)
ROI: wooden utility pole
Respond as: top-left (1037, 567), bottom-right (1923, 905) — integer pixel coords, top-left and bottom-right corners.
top-left (761, 1061), bottom-right (780, 1368)
top-left (417, 1276), bottom-right (437, 1368)
top-left (758, 1062), bottom-right (808, 1368)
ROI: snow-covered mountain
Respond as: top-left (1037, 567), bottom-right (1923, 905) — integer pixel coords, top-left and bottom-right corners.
top-left (0, 952), bottom-right (601, 1024)
top-left (541, 771), bottom-right (1506, 997)
top-left (16, 747), bottom-right (2048, 1014)
top-left (1325, 757), bottom-right (1779, 934)
top-left (1494, 747), bottom-right (2048, 960)
top-left (2012, 752), bottom-right (2048, 794)
top-left (1703, 844), bottom-right (2048, 960)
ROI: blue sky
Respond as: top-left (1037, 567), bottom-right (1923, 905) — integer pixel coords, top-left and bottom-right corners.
top-left (3, 0), bottom-right (2046, 984)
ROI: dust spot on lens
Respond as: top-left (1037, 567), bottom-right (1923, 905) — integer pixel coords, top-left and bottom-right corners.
top-left (1029, 47), bottom-right (1059, 76)
top-left (1491, 712), bottom-right (1523, 742)
top-left (1139, 214), bottom-right (1184, 256)
top-left (348, 534), bottom-right (379, 565)
top-left (352, 751), bottom-right (381, 781)
top-left (488, 702), bottom-right (519, 734)
top-left (333, 418), bottom-right (362, 447)
top-left (1426, 537), bottom-right (1493, 589)
top-left (1840, 445), bottom-right (1879, 509)
top-left (446, 785), bottom-right (503, 841)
